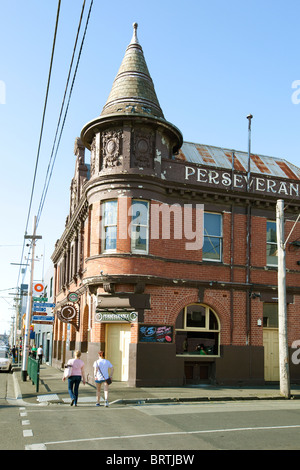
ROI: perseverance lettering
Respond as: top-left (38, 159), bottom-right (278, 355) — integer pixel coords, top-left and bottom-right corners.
top-left (185, 166), bottom-right (299, 199)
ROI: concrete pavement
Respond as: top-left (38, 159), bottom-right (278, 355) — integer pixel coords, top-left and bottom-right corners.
top-left (8, 363), bottom-right (300, 407)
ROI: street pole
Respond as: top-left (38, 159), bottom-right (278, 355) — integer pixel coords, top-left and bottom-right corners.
top-left (276, 199), bottom-right (290, 398)
top-left (21, 216), bottom-right (42, 381)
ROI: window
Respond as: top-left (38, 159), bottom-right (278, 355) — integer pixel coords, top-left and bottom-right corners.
top-left (175, 304), bottom-right (220, 356)
top-left (267, 221), bottom-right (277, 266)
top-left (203, 213), bottom-right (222, 261)
top-left (102, 200), bottom-right (117, 252)
top-left (131, 200), bottom-right (149, 253)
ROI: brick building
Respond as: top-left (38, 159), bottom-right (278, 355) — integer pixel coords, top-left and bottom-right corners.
top-left (51, 24), bottom-right (300, 386)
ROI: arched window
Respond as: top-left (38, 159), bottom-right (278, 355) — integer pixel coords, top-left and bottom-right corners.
top-left (175, 304), bottom-right (220, 356)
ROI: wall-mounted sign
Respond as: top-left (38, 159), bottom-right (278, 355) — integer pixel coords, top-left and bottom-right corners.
top-left (95, 310), bottom-right (138, 323)
top-left (139, 325), bottom-right (173, 343)
top-left (67, 292), bottom-right (79, 303)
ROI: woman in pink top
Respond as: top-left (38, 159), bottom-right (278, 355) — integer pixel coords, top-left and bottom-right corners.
top-left (62, 350), bottom-right (86, 406)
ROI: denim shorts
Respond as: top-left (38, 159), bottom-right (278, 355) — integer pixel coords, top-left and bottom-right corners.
top-left (95, 379), bottom-right (106, 384)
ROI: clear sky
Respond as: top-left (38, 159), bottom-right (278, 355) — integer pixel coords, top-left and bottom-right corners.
top-left (0, 0), bottom-right (299, 334)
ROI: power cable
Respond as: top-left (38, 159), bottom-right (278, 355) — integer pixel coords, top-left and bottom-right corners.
top-left (36, 0), bottom-right (94, 228)
top-left (24, 0), bottom-right (61, 236)
top-left (36, 0), bottom-right (87, 226)
top-left (15, 1), bottom-right (61, 292)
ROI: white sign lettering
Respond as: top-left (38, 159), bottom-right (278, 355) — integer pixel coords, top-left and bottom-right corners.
top-left (184, 166), bottom-right (299, 199)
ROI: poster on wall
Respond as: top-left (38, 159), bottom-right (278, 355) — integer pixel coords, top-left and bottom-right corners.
top-left (139, 325), bottom-right (173, 343)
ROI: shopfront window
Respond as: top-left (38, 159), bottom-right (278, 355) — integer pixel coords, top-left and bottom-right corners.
top-left (175, 304), bottom-right (220, 356)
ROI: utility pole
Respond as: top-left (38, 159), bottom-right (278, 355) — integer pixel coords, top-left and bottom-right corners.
top-left (276, 199), bottom-right (290, 398)
top-left (21, 216), bottom-right (42, 381)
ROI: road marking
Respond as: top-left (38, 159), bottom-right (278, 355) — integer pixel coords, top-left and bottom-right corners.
top-left (26, 424), bottom-right (300, 449)
top-left (23, 430), bottom-right (33, 437)
top-left (25, 444), bottom-right (47, 450)
top-left (22, 420), bottom-right (30, 426)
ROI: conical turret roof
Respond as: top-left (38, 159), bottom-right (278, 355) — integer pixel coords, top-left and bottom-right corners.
top-left (81, 23), bottom-right (182, 153)
top-left (100, 23), bottom-right (164, 119)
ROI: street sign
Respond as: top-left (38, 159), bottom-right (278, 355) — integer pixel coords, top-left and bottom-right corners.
top-left (33, 297), bottom-right (48, 302)
top-left (33, 302), bottom-right (55, 308)
top-left (33, 307), bottom-right (47, 312)
top-left (32, 315), bottom-right (54, 322)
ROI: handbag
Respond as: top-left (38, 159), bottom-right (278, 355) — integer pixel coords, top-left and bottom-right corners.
top-left (64, 363), bottom-right (72, 378)
top-left (97, 361), bottom-right (112, 385)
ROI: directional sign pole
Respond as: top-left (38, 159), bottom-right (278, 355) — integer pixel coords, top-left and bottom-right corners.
top-left (22, 216), bottom-right (42, 382)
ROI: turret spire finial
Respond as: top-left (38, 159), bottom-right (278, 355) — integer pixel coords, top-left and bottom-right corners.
top-left (130, 22), bottom-right (139, 45)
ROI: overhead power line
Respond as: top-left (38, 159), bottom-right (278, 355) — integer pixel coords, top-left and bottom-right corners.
top-left (25, 0), bottom-right (61, 236)
top-left (36, 0), bottom-right (94, 228)
top-left (15, 0), bottom-right (62, 291)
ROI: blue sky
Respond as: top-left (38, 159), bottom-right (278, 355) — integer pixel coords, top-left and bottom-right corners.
top-left (0, 0), bottom-right (299, 333)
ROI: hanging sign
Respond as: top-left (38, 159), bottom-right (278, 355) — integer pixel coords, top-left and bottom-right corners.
top-left (56, 303), bottom-right (80, 331)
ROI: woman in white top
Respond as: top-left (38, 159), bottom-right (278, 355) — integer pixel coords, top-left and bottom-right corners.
top-left (93, 351), bottom-right (114, 407)
top-left (62, 350), bottom-right (85, 406)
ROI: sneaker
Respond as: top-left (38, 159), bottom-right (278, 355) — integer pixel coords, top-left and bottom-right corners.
top-left (95, 403), bottom-right (100, 407)
top-left (104, 400), bottom-right (109, 407)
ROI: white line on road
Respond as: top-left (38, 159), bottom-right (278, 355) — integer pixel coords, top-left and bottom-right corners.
top-left (25, 424), bottom-right (300, 449)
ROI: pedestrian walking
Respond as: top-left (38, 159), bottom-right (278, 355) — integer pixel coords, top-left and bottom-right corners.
top-left (62, 350), bottom-right (86, 406)
top-left (93, 351), bottom-right (114, 407)
top-left (31, 344), bottom-right (37, 359)
top-left (11, 345), bottom-right (17, 364)
top-left (37, 345), bottom-right (43, 364)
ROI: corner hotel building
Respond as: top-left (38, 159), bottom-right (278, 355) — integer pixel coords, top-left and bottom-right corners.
top-left (51, 24), bottom-right (300, 386)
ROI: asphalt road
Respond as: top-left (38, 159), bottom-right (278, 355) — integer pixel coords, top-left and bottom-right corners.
top-left (1, 372), bottom-right (300, 453)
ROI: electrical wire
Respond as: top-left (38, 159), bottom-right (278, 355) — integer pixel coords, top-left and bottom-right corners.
top-left (15, 0), bottom-right (62, 292)
top-left (24, 0), bottom-right (61, 236)
top-left (36, 0), bottom-right (94, 228)
top-left (36, 0), bottom-right (87, 226)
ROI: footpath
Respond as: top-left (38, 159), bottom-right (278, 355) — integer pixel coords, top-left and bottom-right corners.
top-left (9, 363), bottom-right (300, 407)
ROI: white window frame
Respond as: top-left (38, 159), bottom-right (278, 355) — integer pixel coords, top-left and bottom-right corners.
top-left (101, 199), bottom-right (118, 253)
top-left (131, 199), bottom-right (149, 254)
